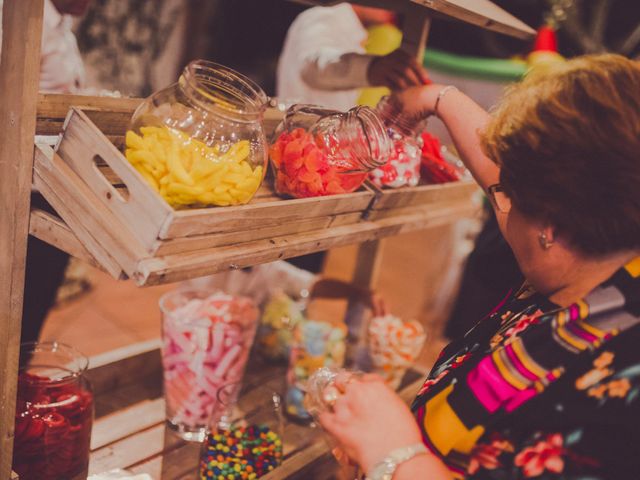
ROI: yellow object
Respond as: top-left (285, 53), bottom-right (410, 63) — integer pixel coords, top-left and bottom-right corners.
top-left (125, 126), bottom-right (263, 208)
top-left (358, 23), bottom-right (403, 107)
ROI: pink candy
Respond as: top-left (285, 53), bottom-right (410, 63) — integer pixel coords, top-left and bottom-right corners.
top-left (369, 137), bottom-right (421, 189)
top-left (161, 291), bottom-right (259, 432)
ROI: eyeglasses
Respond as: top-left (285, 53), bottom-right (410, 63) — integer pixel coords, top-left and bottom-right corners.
top-left (487, 183), bottom-right (512, 213)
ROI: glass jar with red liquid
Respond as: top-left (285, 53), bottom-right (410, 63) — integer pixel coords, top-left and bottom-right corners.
top-left (269, 104), bottom-right (392, 198)
top-left (13, 342), bottom-right (94, 480)
top-left (369, 96), bottom-right (426, 189)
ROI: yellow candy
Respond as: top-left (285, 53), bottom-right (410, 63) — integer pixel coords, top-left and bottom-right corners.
top-left (124, 125), bottom-right (262, 208)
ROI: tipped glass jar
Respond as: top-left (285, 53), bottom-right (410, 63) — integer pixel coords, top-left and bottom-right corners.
top-left (369, 96), bottom-right (426, 189)
top-left (126, 60), bottom-right (268, 208)
top-left (269, 104), bottom-right (392, 198)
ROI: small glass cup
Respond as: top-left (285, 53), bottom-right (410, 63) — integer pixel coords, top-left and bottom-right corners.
top-left (199, 383), bottom-right (284, 479)
top-left (160, 289), bottom-right (259, 441)
top-left (13, 342), bottom-right (94, 480)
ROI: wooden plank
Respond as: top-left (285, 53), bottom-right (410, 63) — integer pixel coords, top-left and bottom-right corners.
top-left (91, 398), bottom-right (165, 450)
top-left (37, 93), bottom-right (141, 136)
top-left (290, 0), bottom-right (534, 39)
top-left (87, 339), bottom-right (162, 396)
top-left (89, 423), bottom-right (183, 475)
top-left (136, 202), bottom-right (477, 285)
top-left (154, 212), bottom-right (362, 256)
top-left (162, 189), bottom-right (374, 239)
top-left (33, 145), bottom-right (143, 278)
top-left (369, 180), bottom-right (478, 210)
top-left (0, 1), bottom-right (44, 475)
top-left (400, 3), bottom-right (431, 60)
top-left (28, 209), bottom-right (105, 271)
top-left (412, 0), bottom-right (535, 40)
top-left (57, 108), bottom-right (172, 250)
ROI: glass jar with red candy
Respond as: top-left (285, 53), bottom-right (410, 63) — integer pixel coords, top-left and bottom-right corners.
top-left (369, 96), bottom-right (426, 189)
top-left (269, 104), bottom-right (391, 198)
top-left (13, 342), bottom-right (94, 480)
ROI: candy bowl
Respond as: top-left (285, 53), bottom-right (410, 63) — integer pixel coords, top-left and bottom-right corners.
top-left (369, 96), bottom-right (426, 189)
top-left (160, 289), bottom-right (259, 442)
top-left (368, 315), bottom-right (427, 390)
top-left (269, 104), bottom-right (391, 198)
top-left (126, 60), bottom-right (268, 208)
top-left (13, 342), bottom-right (93, 480)
top-left (256, 290), bottom-right (307, 363)
top-left (285, 320), bottom-right (347, 421)
top-left (199, 383), bottom-right (284, 479)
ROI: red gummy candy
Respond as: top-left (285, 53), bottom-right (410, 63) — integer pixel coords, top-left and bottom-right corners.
top-left (269, 128), bottom-right (365, 198)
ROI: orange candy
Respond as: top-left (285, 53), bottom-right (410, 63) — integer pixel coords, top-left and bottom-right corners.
top-left (269, 128), bottom-right (367, 198)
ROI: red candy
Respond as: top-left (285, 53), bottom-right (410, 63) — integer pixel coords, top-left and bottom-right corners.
top-left (13, 372), bottom-right (93, 480)
top-left (270, 128), bottom-right (367, 198)
top-left (369, 138), bottom-right (421, 188)
top-left (420, 131), bottom-right (460, 184)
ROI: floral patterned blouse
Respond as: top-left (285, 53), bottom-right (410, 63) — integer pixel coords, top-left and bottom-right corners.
top-left (411, 257), bottom-right (640, 479)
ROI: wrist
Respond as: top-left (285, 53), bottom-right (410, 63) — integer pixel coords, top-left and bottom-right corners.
top-left (364, 443), bottom-right (429, 480)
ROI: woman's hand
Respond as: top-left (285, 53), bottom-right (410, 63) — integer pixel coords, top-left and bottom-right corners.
top-left (318, 374), bottom-right (423, 473)
top-left (390, 83), bottom-right (445, 119)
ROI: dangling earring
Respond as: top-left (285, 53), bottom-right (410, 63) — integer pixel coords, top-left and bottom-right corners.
top-left (538, 231), bottom-right (554, 250)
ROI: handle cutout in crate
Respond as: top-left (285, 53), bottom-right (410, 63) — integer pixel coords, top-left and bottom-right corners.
top-left (93, 154), bottom-right (130, 202)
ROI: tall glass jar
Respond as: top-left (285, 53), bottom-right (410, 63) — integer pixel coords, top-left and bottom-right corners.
top-left (13, 342), bottom-right (93, 480)
top-left (126, 60), bottom-right (268, 208)
top-left (269, 104), bottom-right (392, 198)
top-left (160, 289), bottom-right (259, 442)
top-left (369, 96), bottom-right (426, 188)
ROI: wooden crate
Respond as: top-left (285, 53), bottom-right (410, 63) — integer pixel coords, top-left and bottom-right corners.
top-left (365, 180), bottom-right (480, 221)
top-left (86, 341), bottom-right (425, 479)
top-left (34, 105), bottom-right (374, 281)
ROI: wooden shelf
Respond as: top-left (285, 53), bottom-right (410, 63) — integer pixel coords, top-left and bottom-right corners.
top-left (290, 0), bottom-right (535, 40)
top-left (86, 341), bottom-right (425, 479)
top-left (33, 94), bottom-right (480, 286)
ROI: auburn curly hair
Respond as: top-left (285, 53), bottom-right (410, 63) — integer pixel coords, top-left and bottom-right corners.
top-left (481, 54), bottom-right (640, 256)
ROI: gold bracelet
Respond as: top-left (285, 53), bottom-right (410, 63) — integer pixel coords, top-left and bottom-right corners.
top-left (434, 85), bottom-right (459, 118)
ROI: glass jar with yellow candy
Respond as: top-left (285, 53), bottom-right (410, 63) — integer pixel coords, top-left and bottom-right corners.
top-left (126, 60), bottom-right (268, 208)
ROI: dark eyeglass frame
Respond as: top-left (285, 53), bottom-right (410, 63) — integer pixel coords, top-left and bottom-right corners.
top-left (487, 183), bottom-right (512, 213)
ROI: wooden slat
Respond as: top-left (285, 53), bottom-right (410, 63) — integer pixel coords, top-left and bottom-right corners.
top-left (136, 202), bottom-right (477, 285)
top-left (37, 93), bottom-right (141, 136)
top-left (0, 1), bottom-right (44, 475)
top-left (28, 209), bottom-right (105, 271)
top-left (154, 212), bottom-right (362, 256)
top-left (368, 180), bottom-right (478, 211)
top-left (33, 145), bottom-right (143, 278)
top-left (290, 0), bottom-right (534, 39)
top-left (163, 189), bottom-right (373, 239)
top-left (57, 108), bottom-right (172, 249)
top-left (413, 0), bottom-right (535, 40)
top-left (88, 339), bottom-right (163, 396)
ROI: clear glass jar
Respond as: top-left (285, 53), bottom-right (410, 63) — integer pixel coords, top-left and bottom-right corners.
top-left (127, 60), bottom-right (268, 208)
top-left (369, 96), bottom-right (426, 188)
top-left (285, 320), bottom-right (347, 421)
top-left (159, 289), bottom-right (259, 442)
top-left (269, 104), bottom-right (392, 198)
top-left (13, 342), bottom-right (94, 480)
top-left (199, 383), bottom-right (284, 479)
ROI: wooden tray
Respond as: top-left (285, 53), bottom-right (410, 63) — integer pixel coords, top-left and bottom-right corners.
top-left (86, 341), bottom-right (425, 480)
top-left (57, 107), bottom-right (373, 249)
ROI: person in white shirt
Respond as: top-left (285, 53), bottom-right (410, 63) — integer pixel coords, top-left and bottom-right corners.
top-left (0, 0), bottom-right (86, 92)
top-left (277, 4), bottom-right (428, 111)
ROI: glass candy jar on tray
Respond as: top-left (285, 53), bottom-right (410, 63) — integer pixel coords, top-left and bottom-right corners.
top-left (269, 104), bottom-right (392, 198)
top-left (126, 60), bottom-right (269, 208)
top-left (369, 96), bottom-right (426, 188)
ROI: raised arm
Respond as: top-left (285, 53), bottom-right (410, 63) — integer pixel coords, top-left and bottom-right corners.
top-left (394, 84), bottom-right (500, 191)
